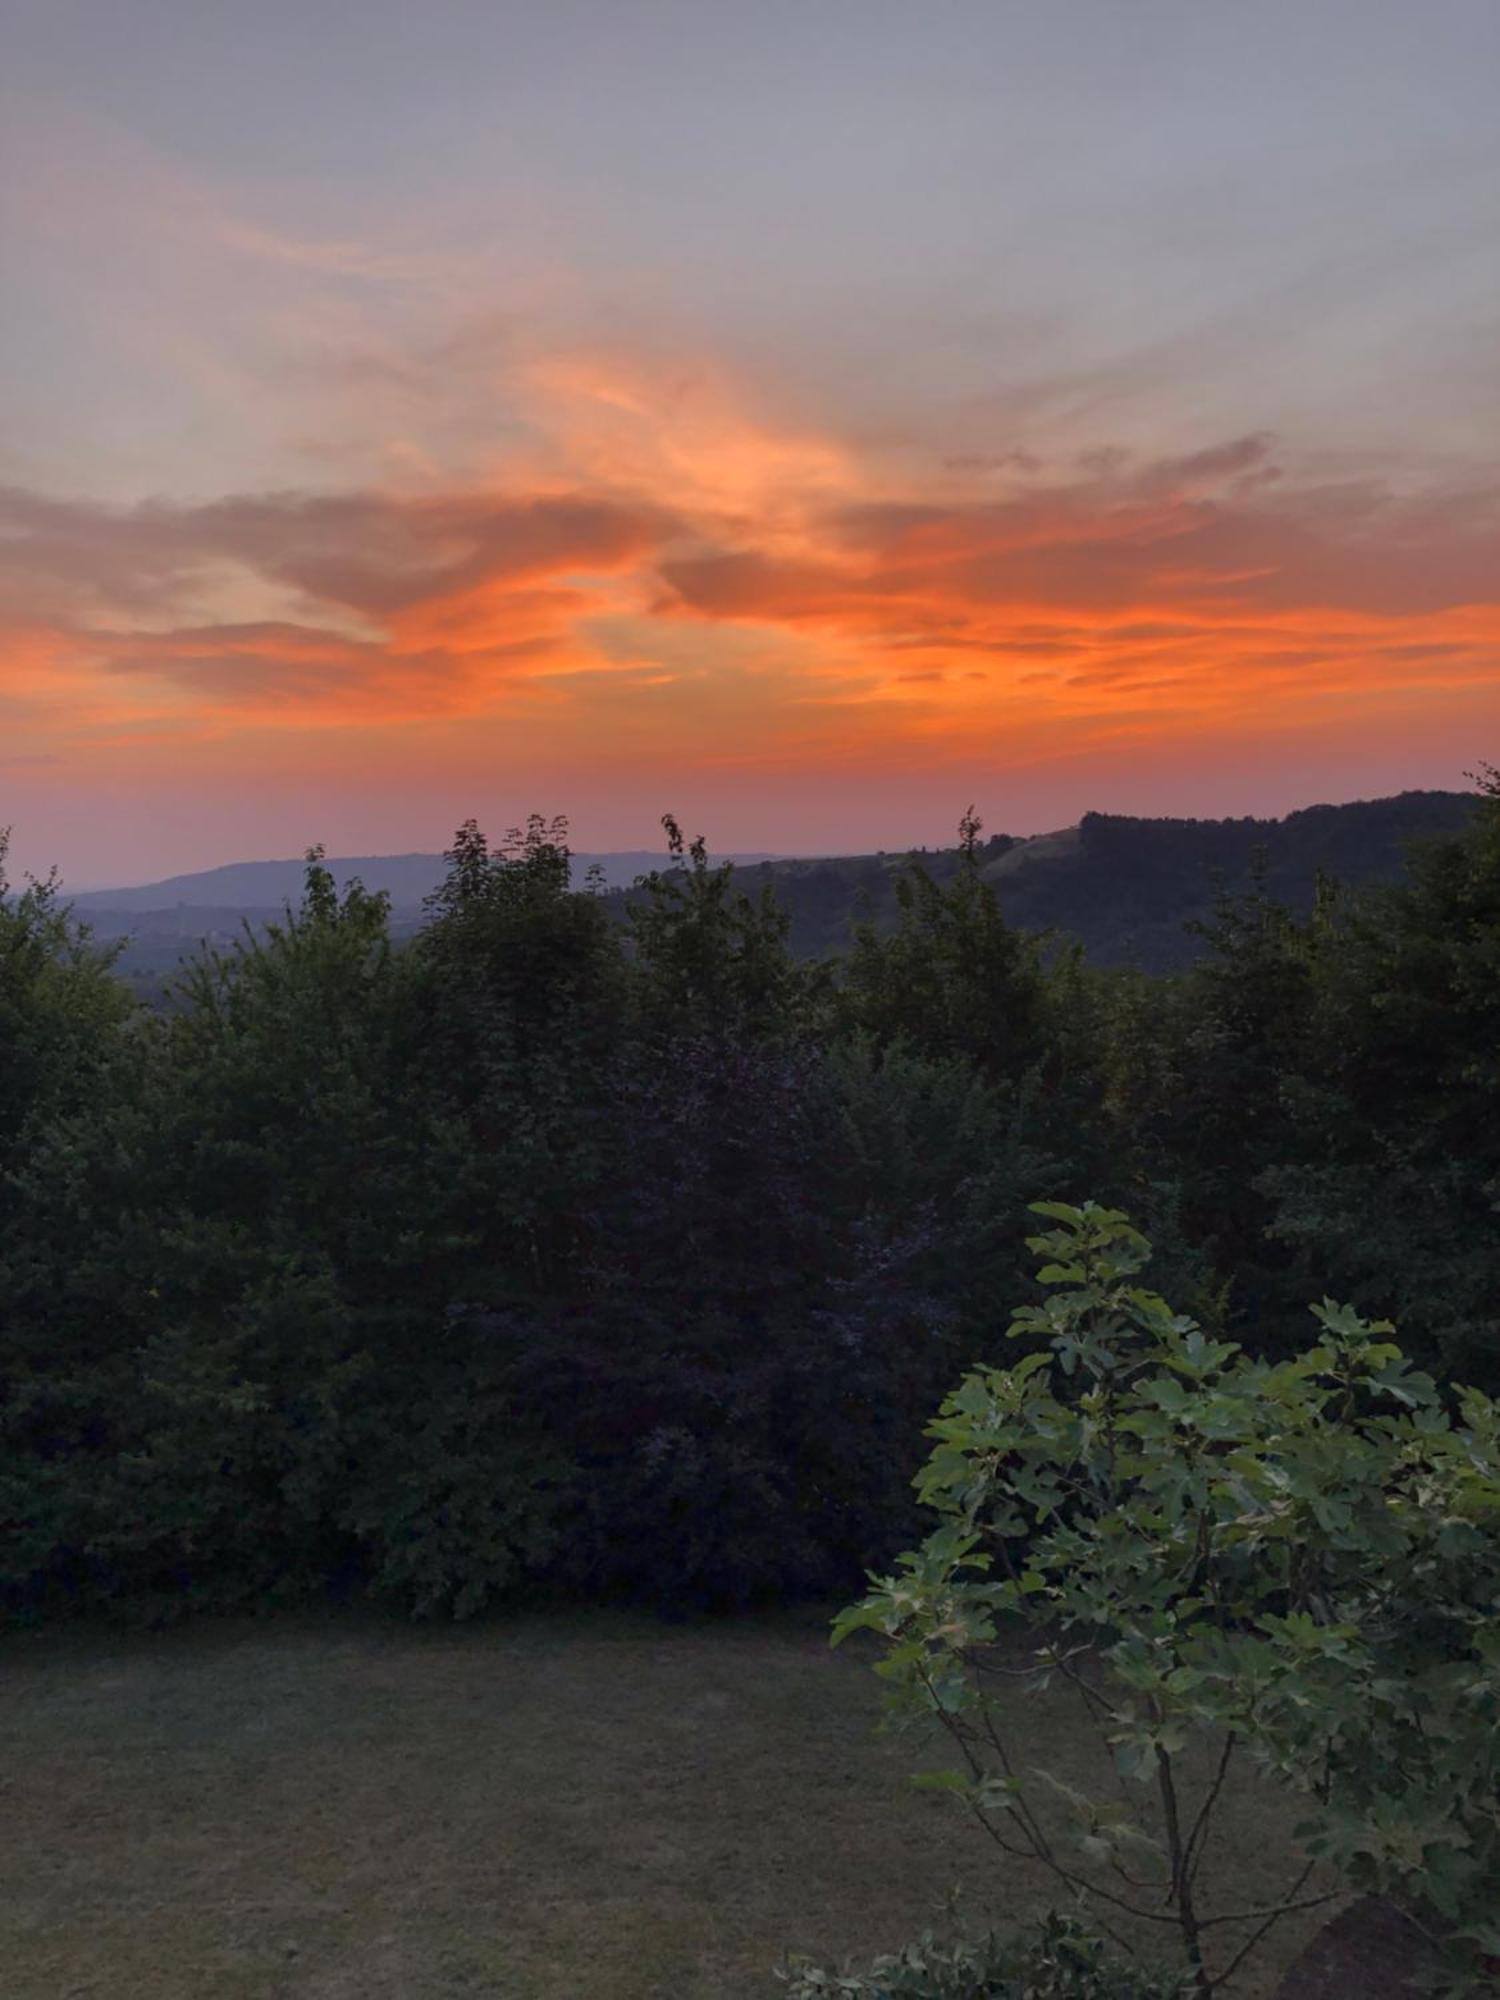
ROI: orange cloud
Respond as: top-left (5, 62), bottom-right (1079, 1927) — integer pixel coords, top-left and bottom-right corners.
top-left (1, 396), bottom-right (1496, 795)
top-left (0, 481), bottom-right (677, 732)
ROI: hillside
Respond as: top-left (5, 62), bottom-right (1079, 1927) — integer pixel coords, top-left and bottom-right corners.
top-left (72, 848), bottom-right (778, 912)
top-left (642, 788), bottom-right (1477, 972)
top-left (1002, 789), bottom-right (1478, 967)
top-left (75, 790), bottom-right (1478, 986)
top-left (990, 792), bottom-right (1481, 967)
top-left (73, 848), bottom-right (775, 994)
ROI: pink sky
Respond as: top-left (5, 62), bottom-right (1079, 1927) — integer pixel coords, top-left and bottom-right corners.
top-left (2, 1), bottom-right (1496, 886)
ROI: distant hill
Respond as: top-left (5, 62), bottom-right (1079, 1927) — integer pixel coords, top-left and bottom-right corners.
top-left (73, 791), bottom-right (1479, 990)
top-left (73, 848), bottom-right (777, 913)
top-left (72, 847), bottom-right (776, 1000)
top-left (706, 789), bottom-right (1476, 972)
top-left (981, 792), bottom-right (1481, 969)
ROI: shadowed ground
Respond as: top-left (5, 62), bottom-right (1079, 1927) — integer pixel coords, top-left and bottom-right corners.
top-left (1, 1611), bottom-right (1332, 1997)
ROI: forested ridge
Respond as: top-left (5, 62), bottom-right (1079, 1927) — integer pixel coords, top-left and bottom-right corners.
top-left (705, 787), bottom-right (1479, 969)
top-left (3, 774), bottom-right (1498, 1627)
top-left (77, 788), bottom-right (1477, 994)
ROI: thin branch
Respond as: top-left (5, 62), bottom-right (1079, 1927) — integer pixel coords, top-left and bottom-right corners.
top-left (960, 1800), bottom-right (1040, 1866)
top-left (1047, 1649), bottom-right (1115, 1720)
top-left (1156, 1746), bottom-right (1207, 1987)
top-left (971, 1701), bottom-right (1058, 1864)
top-left (940, 1699), bottom-right (1186, 1934)
top-left (1207, 1861), bottom-right (1334, 1993)
top-left (1184, 1732), bottom-right (1236, 1887)
top-left (1045, 1651), bottom-right (1152, 1830)
top-left (1107, 1853), bottom-right (1164, 1894)
top-left (969, 1823), bottom-right (1193, 1927)
top-left (1197, 1887), bottom-right (1344, 1930)
top-left (969, 1650), bottom-right (1052, 1682)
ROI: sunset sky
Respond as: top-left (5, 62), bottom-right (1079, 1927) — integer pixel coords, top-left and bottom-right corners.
top-left (3, 0), bottom-right (1497, 886)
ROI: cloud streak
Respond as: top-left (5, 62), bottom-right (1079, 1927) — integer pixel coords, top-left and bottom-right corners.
top-left (1, 390), bottom-right (1496, 797)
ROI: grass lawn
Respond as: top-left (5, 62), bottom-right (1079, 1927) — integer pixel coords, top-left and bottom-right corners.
top-left (1, 1610), bottom-right (1335, 1998)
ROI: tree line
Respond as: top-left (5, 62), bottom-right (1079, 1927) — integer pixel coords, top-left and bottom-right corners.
top-left (2, 772), bottom-right (1497, 1624)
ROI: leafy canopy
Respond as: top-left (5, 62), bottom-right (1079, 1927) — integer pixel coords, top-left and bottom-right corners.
top-left (836, 1202), bottom-right (1500, 1992)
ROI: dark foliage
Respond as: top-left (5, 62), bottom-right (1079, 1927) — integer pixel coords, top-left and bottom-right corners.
top-left (782, 1910), bottom-right (1183, 1998)
top-left (3, 771), bottom-right (1498, 1623)
top-left (85, 791), bottom-right (1475, 987)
